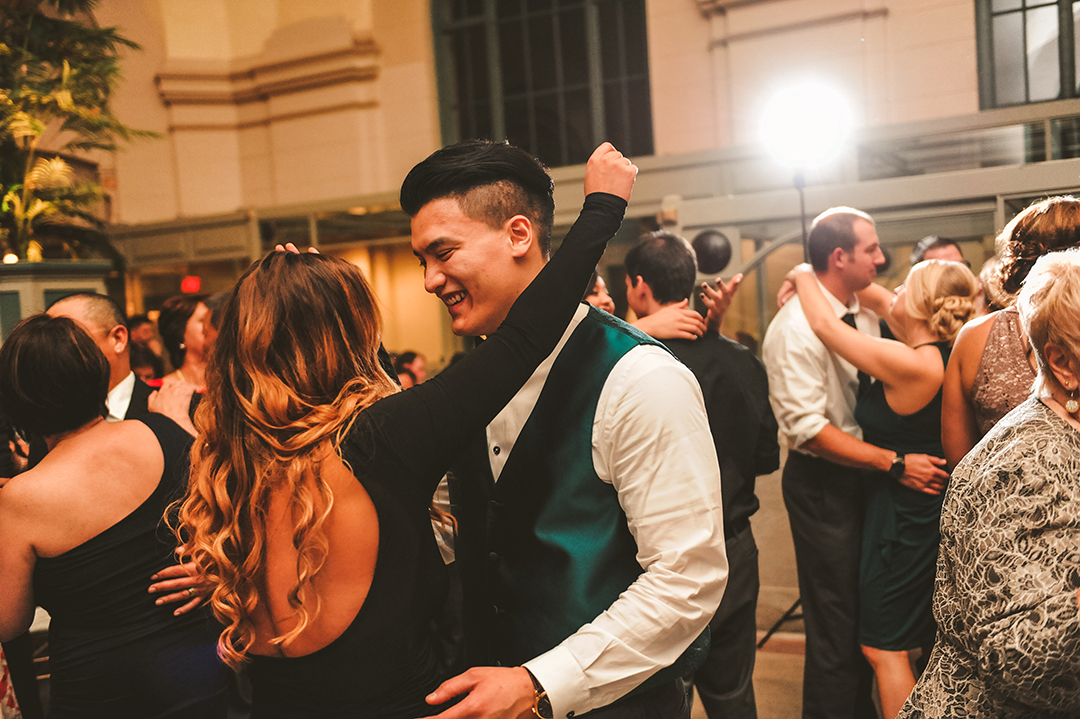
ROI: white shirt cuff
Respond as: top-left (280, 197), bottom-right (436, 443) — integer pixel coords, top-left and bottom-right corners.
top-left (524, 646), bottom-right (590, 719)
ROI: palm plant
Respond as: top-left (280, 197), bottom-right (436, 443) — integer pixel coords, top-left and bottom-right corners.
top-left (0, 0), bottom-right (152, 263)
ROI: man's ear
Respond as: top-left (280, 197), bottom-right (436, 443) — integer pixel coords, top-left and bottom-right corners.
top-left (507, 215), bottom-right (535, 259)
top-left (625, 275), bottom-right (650, 306)
top-left (829, 246), bottom-right (847, 272)
top-left (107, 324), bottom-right (129, 356)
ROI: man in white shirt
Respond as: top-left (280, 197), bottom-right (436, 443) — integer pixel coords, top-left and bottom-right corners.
top-left (404, 140), bottom-right (727, 719)
top-left (762, 208), bottom-right (949, 719)
top-left (46, 293), bottom-right (153, 423)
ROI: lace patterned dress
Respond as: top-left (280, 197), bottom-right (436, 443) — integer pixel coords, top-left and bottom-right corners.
top-left (898, 397), bottom-right (1080, 718)
top-left (970, 308), bottom-right (1037, 435)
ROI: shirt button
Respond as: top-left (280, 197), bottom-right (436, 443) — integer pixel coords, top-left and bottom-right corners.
top-left (493, 445), bottom-right (501, 455)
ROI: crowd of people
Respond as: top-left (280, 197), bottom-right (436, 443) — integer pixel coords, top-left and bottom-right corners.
top-left (0, 137), bottom-right (1077, 719)
top-left (764, 204), bottom-right (1080, 719)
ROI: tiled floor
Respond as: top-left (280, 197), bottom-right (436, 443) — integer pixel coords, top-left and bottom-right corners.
top-left (689, 642), bottom-right (805, 719)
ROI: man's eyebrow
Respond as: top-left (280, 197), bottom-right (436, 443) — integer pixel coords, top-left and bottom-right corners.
top-left (414, 238), bottom-right (450, 257)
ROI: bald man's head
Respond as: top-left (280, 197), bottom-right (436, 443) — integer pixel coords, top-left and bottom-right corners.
top-left (47, 293), bottom-right (131, 390)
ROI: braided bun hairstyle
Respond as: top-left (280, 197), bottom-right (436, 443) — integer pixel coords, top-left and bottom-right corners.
top-left (904, 259), bottom-right (978, 343)
top-left (994, 195), bottom-right (1080, 300)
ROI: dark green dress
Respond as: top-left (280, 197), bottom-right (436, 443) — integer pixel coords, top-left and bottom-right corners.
top-left (853, 341), bottom-right (949, 651)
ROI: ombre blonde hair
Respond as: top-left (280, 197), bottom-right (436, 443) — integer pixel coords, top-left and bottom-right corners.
top-left (904, 259), bottom-right (978, 343)
top-left (175, 251), bottom-right (398, 669)
top-left (1016, 248), bottom-right (1080, 397)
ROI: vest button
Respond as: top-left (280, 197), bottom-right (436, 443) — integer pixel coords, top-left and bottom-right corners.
top-left (493, 445), bottom-right (501, 455)
top-left (488, 552), bottom-right (498, 562)
top-left (489, 500), bottom-right (500, 510)
top-left (492, 604), bottom-right (499, 615)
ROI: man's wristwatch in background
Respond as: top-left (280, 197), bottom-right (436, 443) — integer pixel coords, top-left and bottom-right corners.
top-left (524, 668), bottom-right (553, 719)
top-left (888, 454), bottom-right (906, 479)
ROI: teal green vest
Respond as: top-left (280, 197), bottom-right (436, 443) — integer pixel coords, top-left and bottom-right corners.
top-left (485, 307), bottom-right (708, 690)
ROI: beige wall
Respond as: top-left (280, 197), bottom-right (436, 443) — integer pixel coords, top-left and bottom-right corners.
top-left (648, 0), bottom-right (979, 153)
top-left (91, 0), bottom-right (986, 362)
top-left (94, 0), bottom-right (441, 225)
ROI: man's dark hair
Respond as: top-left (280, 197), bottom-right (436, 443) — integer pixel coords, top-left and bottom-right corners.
top-left (129, 344), bottom-right (165, 380)
top-left (400, 139), bottom-right (556, 256)
top-left (807, 207), bottom-right (875, 272)
top-left (47, 292), bottom-right (126, 334)
top-left (127, 313), bottom-right (152, 330)
top-left (625, 231), bottom-right (698, 305)
top-left (0, 314), bottom-right (109, 438)
top-left (910, 235), bottom-right (962, 265)
top-left (393, 351), bottom-right (419, 373)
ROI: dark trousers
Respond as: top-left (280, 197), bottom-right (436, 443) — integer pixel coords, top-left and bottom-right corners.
top-left (782, 452), bottom-right (876, 719)
top-left (582, 679), bottom-right (689, 719)
top-left (687, 524), bottom-right (759, 719)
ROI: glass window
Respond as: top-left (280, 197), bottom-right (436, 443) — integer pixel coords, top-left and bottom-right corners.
top-left (981, 0), bottom-right (1080, 107)
top-left (435, 0), bottom-right (654, 167)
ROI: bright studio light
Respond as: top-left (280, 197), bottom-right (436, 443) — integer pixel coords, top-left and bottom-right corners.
top-left (2, 253), bottom-right (17, 265)
top-left (760, 80), bottom-right (853, 169)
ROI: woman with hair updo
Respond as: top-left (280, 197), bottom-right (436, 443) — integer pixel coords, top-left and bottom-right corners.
top-left (0, 314), bottom-right (228, 717)
top-left (790, 259), bottom-right (978, 718)
top-left (899, 248), bottom-right (1080, 718)
top-left (158, 293), bottom-right (210, 388)
top-left (172, 147), bottom-right (634, 717)
top-left (942, 195), bottom-right (1080, 469)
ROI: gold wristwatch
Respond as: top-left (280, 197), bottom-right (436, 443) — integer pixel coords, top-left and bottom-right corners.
top-left (524, 668), bottom-right (553, 719)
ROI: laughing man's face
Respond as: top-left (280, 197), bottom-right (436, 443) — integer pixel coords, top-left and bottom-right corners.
top-left (411, 197), bottom-right (527, 337)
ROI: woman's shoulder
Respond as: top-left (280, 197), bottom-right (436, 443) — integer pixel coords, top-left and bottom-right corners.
top-left (951, 310), bottom-right (999, 358)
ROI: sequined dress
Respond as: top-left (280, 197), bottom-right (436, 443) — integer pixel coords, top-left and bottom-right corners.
top-left (970, 307), bottom-right (1036, 434)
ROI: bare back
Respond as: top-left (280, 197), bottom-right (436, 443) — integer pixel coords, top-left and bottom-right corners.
top-left (248, 454), bottom-right (379, 657)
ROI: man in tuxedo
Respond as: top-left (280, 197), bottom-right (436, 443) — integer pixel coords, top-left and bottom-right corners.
top-left (403, 141), bottom-right (727, 719)
top-left (47, 293), bottom-right (153, 422)
top-left (624, 231), bottom-right (779, 719)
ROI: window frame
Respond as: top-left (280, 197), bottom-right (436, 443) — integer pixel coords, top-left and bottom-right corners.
top-left (977, 0), bottom-right (1079, 108)
top-left (431, 0), bottom-right (653, 167)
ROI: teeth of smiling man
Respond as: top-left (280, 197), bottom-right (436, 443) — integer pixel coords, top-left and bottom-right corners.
top-left (443, 292), bottom-right (465, 307)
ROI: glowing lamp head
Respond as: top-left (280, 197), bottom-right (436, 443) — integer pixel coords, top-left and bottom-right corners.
top-left (181, 275), bottom-right (202, 294)
top-left (2, 253), bottom-right (17, 265)
top-left (760, 80), bottom-right (854, 169)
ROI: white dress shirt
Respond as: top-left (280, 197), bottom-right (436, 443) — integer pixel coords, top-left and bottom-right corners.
top-left (761, 278), bottom-right (880, 454)
top-left (486, 303), bottom-right (728, 719)
top-left (106, 372), bottom-right (136, 422)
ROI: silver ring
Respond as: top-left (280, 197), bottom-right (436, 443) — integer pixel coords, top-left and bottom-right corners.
top-left (187, 587), bottom-right (196, 598)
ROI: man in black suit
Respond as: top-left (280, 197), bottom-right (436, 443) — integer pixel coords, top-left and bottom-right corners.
top-left (47, 293), bottom-right (153, 421)
top-left (624, 231), bottom-right (780, 719)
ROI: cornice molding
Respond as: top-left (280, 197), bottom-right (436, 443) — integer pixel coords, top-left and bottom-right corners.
top-left (155, 35), bottom-right (380, 107)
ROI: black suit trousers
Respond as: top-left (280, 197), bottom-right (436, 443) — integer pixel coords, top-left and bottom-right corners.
top-left (782, 451), bottom-right (876, 719)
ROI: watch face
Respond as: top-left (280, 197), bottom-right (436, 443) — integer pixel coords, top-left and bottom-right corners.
top-left (536, 696), bottom-right (553, 719)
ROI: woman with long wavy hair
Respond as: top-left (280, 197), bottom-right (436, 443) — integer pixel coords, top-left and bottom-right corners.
top-left (173, 144), bottom-right (635, 718)
top-left (789, 259), bottom-right (978, 718)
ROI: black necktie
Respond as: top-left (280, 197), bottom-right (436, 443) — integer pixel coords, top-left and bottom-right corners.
top-left (841, 313), bottom-right (872, 397)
